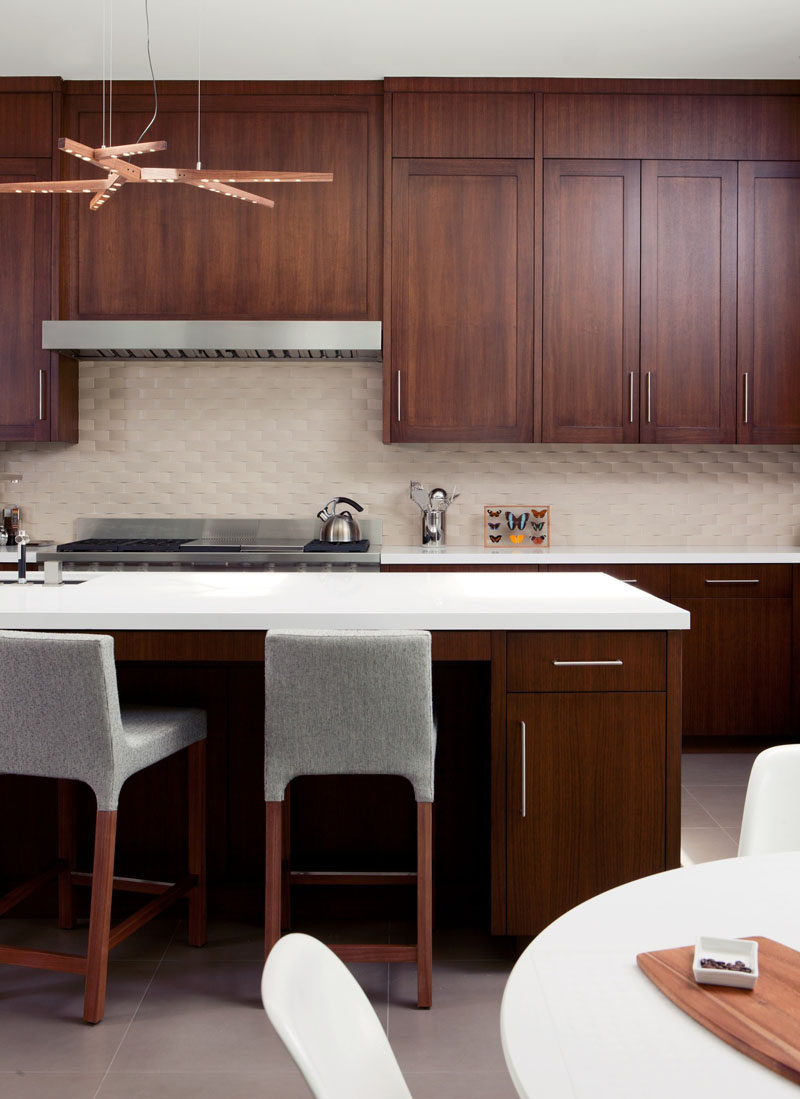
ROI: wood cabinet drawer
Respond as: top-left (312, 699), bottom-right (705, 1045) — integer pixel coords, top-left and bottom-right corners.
top-left (670, 564), bottom-right (791, 600)
top-left (542, 564), bottom-right (670, 601)
top-left (507, 631), bottom-right (665, 692)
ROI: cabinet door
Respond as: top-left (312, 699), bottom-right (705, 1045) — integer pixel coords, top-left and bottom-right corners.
top-left (671, 565), bottom-right (793, 738)
top-left (0, 159), bottom-right (52, 441)
top-left (542, 160), bottom-right (640, 443)
top-left (389, 158), bottom-right (533, 442)
top-left (62, 93), bottom-right (381, 320)
top-left (640, 161), bottom-right (737, 443)
top-left (737, 162), bottom-right (800, 443)
top-left (506, 692), bottom-right (665, 937)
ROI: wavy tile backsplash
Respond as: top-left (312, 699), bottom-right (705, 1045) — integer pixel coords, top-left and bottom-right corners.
top-left (1, 359), bottom-right (799, 547)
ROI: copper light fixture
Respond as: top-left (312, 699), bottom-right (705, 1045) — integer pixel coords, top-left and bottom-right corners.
top-left (0, 2), bottom-right (332, 210)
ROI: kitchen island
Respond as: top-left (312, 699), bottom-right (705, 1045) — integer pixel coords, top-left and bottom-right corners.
top-left (0, 569), bottom-right (688, 938)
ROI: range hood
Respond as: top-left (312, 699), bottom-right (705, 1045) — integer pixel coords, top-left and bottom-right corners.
top-left (42, 320), bottom-right (382, 361)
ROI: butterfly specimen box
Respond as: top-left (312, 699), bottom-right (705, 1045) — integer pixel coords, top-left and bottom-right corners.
top-left (484, 506), bottom-right (550, 548)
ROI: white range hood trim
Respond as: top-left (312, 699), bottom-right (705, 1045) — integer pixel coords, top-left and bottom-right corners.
top-left (42, 320), bottom-right (382, 361)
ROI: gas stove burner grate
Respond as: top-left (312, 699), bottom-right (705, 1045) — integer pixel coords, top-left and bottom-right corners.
top-left (56, 538), bottom-right (192, 553)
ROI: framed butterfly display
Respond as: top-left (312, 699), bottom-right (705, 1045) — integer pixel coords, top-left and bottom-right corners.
top-left (483, 506), bottom-right (550, 548)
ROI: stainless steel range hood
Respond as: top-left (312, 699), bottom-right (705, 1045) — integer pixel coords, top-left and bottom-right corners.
top-left (43, 320), bottom-right (382, 361)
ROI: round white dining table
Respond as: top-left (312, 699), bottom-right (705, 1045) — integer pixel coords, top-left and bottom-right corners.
top-left (501, 852), bottom-right (800, 1098)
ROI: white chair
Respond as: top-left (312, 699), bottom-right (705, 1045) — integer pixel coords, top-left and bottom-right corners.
top-left (262, 932), bottom-right (413, 1099)
top-left (738, 744), bottom-right (800, 856)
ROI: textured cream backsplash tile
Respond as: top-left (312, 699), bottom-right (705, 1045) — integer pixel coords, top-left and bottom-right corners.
top-left (1, 360), bottom-right (799, 547)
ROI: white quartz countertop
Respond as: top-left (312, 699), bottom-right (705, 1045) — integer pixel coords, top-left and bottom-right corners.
top-left (382, 544), bottom-right (800, 565)
top-left (0, 570), bottom-right (689, 631)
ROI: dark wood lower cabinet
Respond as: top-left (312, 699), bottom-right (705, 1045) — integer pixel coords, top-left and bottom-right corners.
top-left (506, 691), bottom-right (666, 937)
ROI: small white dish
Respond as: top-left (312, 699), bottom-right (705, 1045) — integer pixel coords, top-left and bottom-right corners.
top-left (693, 936), bottom-right (759, 989)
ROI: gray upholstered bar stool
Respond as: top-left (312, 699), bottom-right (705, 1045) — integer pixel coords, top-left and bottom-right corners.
top-left (0, 630), bottom-right (207, 1024)
top-left (264, 629), bottom-right (435, 1008)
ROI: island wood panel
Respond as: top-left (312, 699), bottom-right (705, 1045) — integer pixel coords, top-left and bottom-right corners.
top-left (388, 158), bottom-right (533, 442)
top-left (640, 161), bottom-right (737, 443)
top-left (543, 94), bottom-right (800, 159)
top-left (542, 159), bottom-right (640, 442)
top-left (505, 690), bottom-right (666, 937)
top-left (737, 162), bottom-right (800, 443)
top-left (541, 563), bottom-right (671, 602)
top-left (60, 91), bottom-right (382, 320)
top-left (391, 92), bottom-right (534, 157)
top-left (0, 159), bottom-right (53, 441)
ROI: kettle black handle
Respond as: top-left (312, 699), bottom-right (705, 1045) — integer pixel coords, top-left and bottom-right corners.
top-left (333, 497), bottom-right (364, 513)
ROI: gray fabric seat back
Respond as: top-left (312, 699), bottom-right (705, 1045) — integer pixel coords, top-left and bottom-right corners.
top-left (0, 630), bottom-right (122, 801)
top-left (265, 630), bottom-right (435, 802)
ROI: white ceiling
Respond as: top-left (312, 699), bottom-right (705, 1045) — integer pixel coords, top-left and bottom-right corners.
top-left (2, 0), bottom-right (799, 81)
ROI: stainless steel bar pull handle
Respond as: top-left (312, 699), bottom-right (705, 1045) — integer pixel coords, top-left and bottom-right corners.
top-left (621, 579), bottom-right (638, 584)
top-left (38, 369), bottom-right (45, 421)
top-left (646, 372), bottom-right (652, 423)
top-left (743, 373), bottom-right (749, 424)
top-left (705, 578), bottom-right (759, 585)
top-left (520, 720), bottom-right (526, 818)
top-left (552, 659), bottom-right (624, 666)
top-left (629, 372), bottom-right (634, 423)
top-left (396, 370), bottom-right (401, 422)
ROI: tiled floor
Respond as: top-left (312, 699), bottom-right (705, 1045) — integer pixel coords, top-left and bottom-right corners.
top-left (0, 752), bottom-right (757, 1098)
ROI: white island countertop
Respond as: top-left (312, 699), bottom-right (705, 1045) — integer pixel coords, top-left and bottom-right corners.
top-left (0, 570), bottom-right (689, 632)
top-left (382, 544), bottom-right (800, 565)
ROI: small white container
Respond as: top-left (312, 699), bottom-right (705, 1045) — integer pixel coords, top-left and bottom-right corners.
top-left (692, 936), bottom-right (759, 989)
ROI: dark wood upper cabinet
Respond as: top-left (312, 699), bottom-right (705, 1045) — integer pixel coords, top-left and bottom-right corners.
top-left (0, 158), bottom-right (77, 443)
top-left (0, 91), bottom-right (55, 157)
top-left (542, 160), bottom-right (640, 442)
top-left (387, 158), bottom-right (533, 442)
top-left (392, 93), bottom-right (534, 157)
top-left (543, 94), bottom-right (800, 160)
top-left (61, 91), bottom-right (382, 320)
top-left (737, 162), bottom-right (800, 443)
top-left (640, 161), bottom-right (737, 443)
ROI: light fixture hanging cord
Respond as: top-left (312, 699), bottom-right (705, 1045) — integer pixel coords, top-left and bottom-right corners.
top-left (196, 4), bottom-right (202, 169)
top-left (136, 0), bottom-right (158, 143)
top-left (101, 0), bottom-right (106, 147)
top-left (109, 0), bottom-right (113, 147)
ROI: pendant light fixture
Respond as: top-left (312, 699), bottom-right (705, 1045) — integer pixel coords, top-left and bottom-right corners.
top-left (0, 0), bottom-right (332, 210)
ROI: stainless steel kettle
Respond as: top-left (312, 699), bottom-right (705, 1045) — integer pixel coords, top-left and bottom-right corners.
top-left (316, 497), bottom-right (364, 542)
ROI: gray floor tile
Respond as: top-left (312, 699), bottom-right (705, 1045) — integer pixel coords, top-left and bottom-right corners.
top-left (0, 961), bottom-right (156, 1074)
top-left (680, 827), bottom-right (739, 865)
top-left (681, 752), bottom-right (758, 785)
top-left (97, 1072), bottom-right (313, 1098)
top-left (388, 960), bottom-right (512, 1075)
top-left (686, 785), bottom-right (748, 828)
top-left (406, 1071), bottom-right (519, 1098)
top-left (680, 788), bottom-right (716, 827)
top-left (0, 1074), bottom-right (106, 1098)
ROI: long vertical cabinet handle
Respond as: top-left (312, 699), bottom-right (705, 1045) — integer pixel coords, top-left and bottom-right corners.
top-left (646, 372), bottom-right (652, 423)
top-left (520, 720), bottom-right (527, 818)
top-left (396, 370), bottom-right (401, 423)
top-left (629, 372), bottom-right (634, 423)
top-left (743, 373), bottom-right (749, 424)
top-left (38, 369), bottom-right (46, 421)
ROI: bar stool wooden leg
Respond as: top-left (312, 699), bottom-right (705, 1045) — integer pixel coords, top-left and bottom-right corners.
top-left (417, 802), bottom-right (433, 1009)
top-left (187, 740), bottom-right (207, 947)
top-left (83, 809), bottom-right (117, 1025)
top-left (265, 801), bottom-right (283, 960)
top-left (57, 779), bottom-right (77, 930)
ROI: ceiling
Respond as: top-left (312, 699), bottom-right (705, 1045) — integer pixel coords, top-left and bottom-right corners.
top-left (2, 0), bottom-right (799, 81)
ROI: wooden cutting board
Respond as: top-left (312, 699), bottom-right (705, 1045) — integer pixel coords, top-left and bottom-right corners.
top-left (637, 937), bottom-right (800, 1086)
